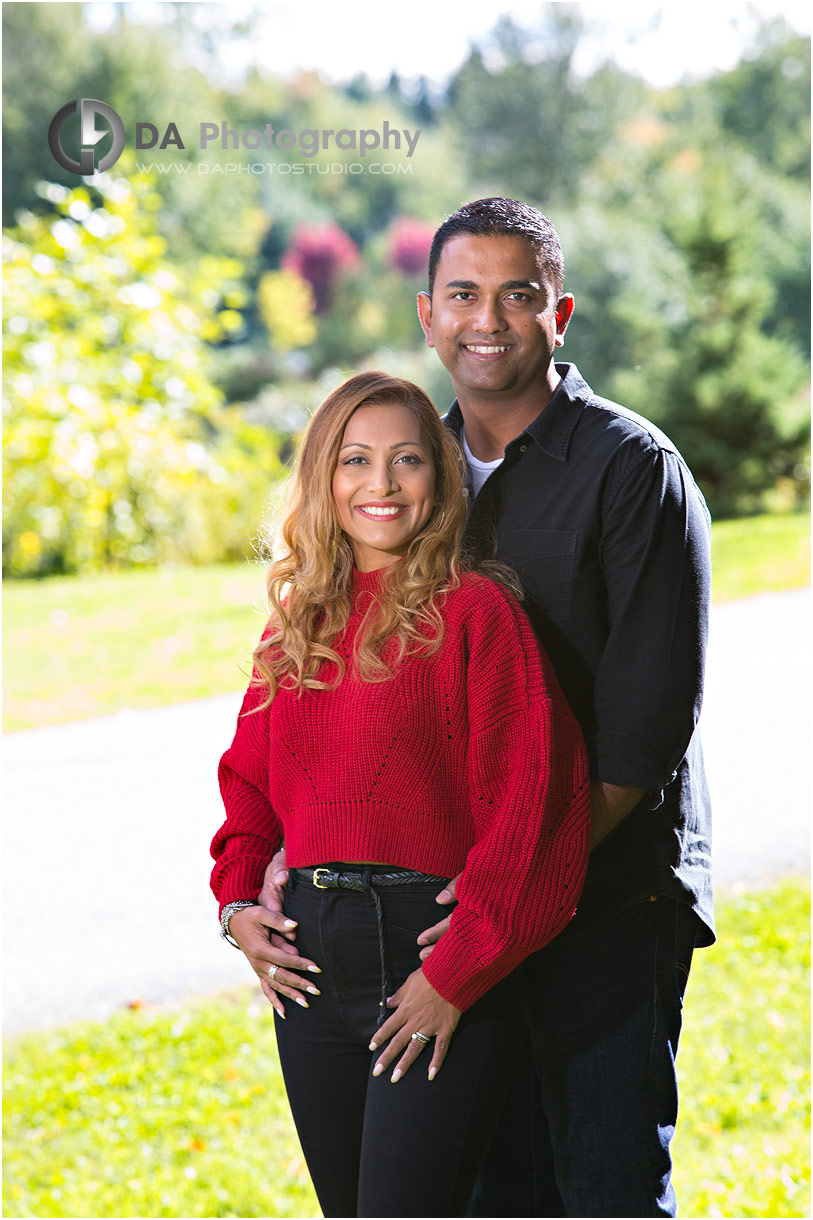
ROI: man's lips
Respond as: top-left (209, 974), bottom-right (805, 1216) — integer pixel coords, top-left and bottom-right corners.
top-left (461, 343), bottom-right (512, 356)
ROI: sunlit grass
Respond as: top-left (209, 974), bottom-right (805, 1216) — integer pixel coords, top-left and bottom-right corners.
top-left (711, 511), bottom-right (809, 603)
top-left (2, 879), bottom-right (808, 1218)
top-left (3, 512), bottom-right (809, 731)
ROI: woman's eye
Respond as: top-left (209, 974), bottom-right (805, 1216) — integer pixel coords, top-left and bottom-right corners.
top-left (396, 454), bottom-right (421, 465)
top-left (342, 455), bottom-right (367, 465)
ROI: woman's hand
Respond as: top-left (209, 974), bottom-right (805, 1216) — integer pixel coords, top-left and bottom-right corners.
top-left (228, 904), bottom-right (322, 1019)
top-left (368, 969), bottom-right (461, 1082)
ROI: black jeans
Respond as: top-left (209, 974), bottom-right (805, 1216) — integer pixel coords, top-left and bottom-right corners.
top-left (274, 870), bottom-right (522, 1218)
top-left (469, 896), bottom-right (701, 1218)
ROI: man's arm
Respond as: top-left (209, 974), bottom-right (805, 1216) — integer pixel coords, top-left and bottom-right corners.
top-left (589, 781), bottom-right (646, 850)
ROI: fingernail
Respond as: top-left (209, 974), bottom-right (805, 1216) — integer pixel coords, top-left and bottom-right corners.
top-left (307, 965), bottom-right (322, 973)
top-left (372, 1063), bottom-right (383, 1077)
top-left (428, 1067), bottom-right (437, 1081)
top-left (306, 986), bottom-right (320, 995)
top-left (283, 919), bottom-right (297, 928)
top-left (368, 1041), bottom-right (378, 1051)
top-left (295, 997), bottom-right (309, 1008)
top-left (391, 1069), bottom-right (402, 1083)
top-left (438, 890), bottom-right (450, 901)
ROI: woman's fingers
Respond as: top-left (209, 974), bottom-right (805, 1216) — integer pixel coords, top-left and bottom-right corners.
top-left (427, 1034), bottom-right (451, 1081)
top-left (263, 961), bottom-right (321, 1006)
top-left (372, 1027), bottom-right (429, 1080)
top-left (260, 976), bottom-right (286, 1019)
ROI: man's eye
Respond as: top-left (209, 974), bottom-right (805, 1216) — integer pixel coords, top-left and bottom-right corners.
top-left (506, 292), bottom-right (531, 302)
top-left (452, 292), bottom-right (474, 301)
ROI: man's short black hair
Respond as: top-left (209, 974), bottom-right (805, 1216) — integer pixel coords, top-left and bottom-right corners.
top-left (427, 197), bottom-right (564, 298)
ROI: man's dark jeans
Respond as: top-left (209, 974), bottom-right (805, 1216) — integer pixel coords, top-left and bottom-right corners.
top-left (469, 896), bottom-right (700, 1218)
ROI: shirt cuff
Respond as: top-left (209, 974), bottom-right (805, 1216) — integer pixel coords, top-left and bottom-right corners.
top-left (589, 730), bottom-right (677, 792)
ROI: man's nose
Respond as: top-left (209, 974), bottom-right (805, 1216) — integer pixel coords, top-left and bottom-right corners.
top-left (471, 296), bottom-right (507, 333)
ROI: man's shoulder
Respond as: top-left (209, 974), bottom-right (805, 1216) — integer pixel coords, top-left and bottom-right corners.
top-left (577, 387), bottom-right (680, 459)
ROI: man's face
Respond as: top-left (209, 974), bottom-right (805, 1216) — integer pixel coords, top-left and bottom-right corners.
top-left (417, 233), bottom-right (573, 402)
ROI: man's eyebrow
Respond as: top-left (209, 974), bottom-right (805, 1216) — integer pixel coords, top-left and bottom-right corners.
top-left (339, 441), bottom-right (427, 451)
top-left (443, 278), bottom-right (544, 292)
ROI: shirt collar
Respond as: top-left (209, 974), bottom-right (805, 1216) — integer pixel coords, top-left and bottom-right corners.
top-left (443, 362), bottom-right (589, 463)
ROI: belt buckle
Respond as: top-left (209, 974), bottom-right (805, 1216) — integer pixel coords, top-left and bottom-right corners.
top-left (313, 867), bottom-right (332, 889)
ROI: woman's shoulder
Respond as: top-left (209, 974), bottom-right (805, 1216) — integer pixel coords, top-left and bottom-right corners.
top-left (443, 570), bottom-right (525, 625)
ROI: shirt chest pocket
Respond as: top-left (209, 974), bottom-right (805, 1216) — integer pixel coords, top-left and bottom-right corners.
top-left (497, 528), bottom-right (577, 623)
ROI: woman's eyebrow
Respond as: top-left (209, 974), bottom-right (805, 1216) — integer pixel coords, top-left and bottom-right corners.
top-left (339, 441), bottom-right (427, 451)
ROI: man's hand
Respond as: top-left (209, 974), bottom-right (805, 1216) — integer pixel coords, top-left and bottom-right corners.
top-left (228, 904), bottom-right (321, 1020)
top-left (368, 969), bottom-right (462, 1082)
top-left (416, 872), bottom-right (460, 961)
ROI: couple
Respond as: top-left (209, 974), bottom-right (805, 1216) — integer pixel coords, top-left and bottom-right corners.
top-left (211, 197), bottom-right (714, 1219)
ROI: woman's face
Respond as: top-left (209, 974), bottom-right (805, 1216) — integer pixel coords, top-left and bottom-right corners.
top-left (332, 401), bottom-right (437, 572)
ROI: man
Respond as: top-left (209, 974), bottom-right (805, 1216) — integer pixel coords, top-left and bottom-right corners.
top-left (255, 198), bottom-right (713, 1217)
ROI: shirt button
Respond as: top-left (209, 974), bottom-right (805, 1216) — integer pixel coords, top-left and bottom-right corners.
top-left (519, 444), bottom-right (527, 452)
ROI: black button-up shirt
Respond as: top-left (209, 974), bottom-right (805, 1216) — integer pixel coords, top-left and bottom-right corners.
top-left (446, 363), bottom-right (714, 942)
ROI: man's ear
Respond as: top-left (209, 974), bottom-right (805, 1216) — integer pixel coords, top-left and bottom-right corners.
top-left (554, 294), bottom-right (575, 348)
top-left (417, 291), bottom-right (434, 347)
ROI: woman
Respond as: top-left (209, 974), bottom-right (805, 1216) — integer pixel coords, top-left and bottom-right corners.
top-left (210, 371), bottom-right (590, 1218)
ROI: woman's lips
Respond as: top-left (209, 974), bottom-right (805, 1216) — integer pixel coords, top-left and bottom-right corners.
top-left (355, 504), bottom-right (409, 519)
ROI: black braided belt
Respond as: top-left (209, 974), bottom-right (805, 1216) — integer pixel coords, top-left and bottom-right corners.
top-left (291, 866), bottom-right (449, 891)
top-left (290, 865), bottom-right (449, 1027)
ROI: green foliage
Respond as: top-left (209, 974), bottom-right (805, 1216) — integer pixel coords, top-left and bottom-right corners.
top-left (2, 169), bottom-right (283, 577)
top-left (1, 5), bottom-right (810, 547)
top-left (2, 879), bottom-right (809, 1218)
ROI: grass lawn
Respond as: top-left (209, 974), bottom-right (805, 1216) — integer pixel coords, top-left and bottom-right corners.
top-left (3, 511), bottom-right (809, 732)
top-left (3, 878), bottom-right (809, 1219)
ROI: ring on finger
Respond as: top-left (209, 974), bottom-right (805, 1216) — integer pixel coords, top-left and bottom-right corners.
top-left (411, 1031), bottom-right (431, 1044)
top-left (268, 964), bottom-right (279, 979)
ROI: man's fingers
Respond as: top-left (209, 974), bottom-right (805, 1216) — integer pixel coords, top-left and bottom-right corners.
top-left (416, 914), bottom-right (452, 946)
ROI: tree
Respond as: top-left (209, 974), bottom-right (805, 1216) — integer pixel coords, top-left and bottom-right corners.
top-left (3, 167), bottom-right (282, 575)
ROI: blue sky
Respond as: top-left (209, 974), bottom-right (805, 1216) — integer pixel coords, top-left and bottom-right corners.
top-left (85, 1), bottom-right (811, 87)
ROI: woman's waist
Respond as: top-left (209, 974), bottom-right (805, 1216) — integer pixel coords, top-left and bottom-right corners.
top-left (281, 810), bottom-right (472, 879)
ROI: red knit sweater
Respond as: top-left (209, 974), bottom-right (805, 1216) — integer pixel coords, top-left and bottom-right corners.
top-left (211, 568), bottom-right (591, 1011)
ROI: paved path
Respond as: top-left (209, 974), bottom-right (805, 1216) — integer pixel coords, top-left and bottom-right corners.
top-left (3, 589), bottom-right (809, 1033)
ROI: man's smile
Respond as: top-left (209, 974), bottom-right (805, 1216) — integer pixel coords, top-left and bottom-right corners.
top-left (462, 343), bottom-right (512, 355)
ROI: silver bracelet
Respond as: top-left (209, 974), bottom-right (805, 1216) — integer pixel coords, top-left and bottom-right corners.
top-left (220, 900), bottom-right (258, 948)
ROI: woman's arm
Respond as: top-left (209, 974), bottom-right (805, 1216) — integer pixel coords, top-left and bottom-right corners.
top-left (211, 669), bottom-right (321, 1016)
top-left (371, 582), bottom-right (591, 1076)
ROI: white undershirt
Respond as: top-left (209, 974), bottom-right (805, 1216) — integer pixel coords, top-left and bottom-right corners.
top-left (460, 426), bottom-right (504, 496)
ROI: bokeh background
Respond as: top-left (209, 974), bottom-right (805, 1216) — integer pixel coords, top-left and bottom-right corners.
top-left (2, 3), bottom-right (810, 1218)
top-left (3, 0), bottom-right (810, 582)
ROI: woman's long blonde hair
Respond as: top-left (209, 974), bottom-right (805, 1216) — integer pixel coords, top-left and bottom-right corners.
top-left (253, 371), bottom-right (473, 701)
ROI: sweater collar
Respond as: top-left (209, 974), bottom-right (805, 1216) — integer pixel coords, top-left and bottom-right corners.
top-left (352, 564), bottom-right (393, 593)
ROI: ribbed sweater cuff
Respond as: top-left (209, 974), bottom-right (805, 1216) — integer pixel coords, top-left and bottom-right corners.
top-left (213, 844), bottom-right (277, 917)
top-left (421, 932), bottom-right (521, 1012)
